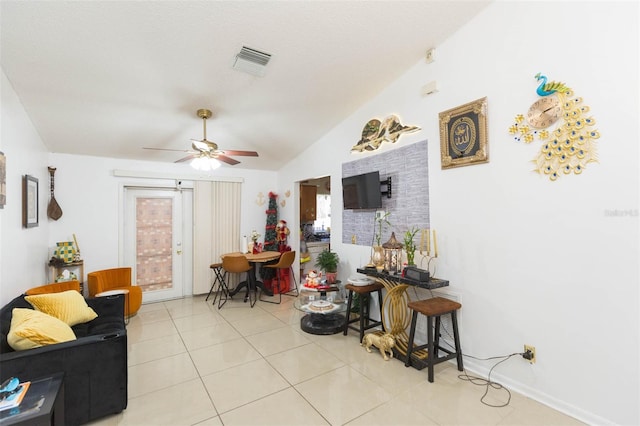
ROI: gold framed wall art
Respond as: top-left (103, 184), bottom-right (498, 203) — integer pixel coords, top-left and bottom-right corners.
top-left (439, 97), bottom-right (489, 169)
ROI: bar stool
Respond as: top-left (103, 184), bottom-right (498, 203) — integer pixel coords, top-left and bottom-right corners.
top-left (343, 282), bottom-right (385, 342)
top-left (206, 262), bottom-right (229, 309)
top-left (405, 297), bottom-right (463, 382)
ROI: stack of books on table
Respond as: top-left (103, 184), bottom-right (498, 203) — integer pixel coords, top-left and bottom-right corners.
top-left (0, 380), bottom-right (31, 413)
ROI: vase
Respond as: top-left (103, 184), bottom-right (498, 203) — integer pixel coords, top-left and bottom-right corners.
top-left (325, 271), bottom-right (337, 284)
top-left (372, 246), bottom-right (385, 272)
top-left (406, 250), bottom-right (415, 267)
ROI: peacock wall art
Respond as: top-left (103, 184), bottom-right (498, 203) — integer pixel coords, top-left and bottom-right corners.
top-left (509, 73), bottom-right (600, 181)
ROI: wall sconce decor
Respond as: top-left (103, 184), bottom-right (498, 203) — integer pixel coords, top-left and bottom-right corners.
top-left (351, 115), bottom-right (420, 152)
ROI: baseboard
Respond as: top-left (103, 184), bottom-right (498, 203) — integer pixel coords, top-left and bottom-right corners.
top-left (461, 358), bottom-right (612, 426)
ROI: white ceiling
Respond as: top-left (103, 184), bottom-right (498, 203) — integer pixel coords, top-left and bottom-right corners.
top-left (1, 1), bottom-right (490, 170)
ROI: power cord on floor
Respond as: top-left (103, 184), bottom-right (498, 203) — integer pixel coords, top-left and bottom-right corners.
top-left (457, 352), bottom-right (522, 408)
top-left (409, 287), bottom-right (525, 408)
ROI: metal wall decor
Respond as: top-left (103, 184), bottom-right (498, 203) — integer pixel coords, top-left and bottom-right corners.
top-left (439, 97), bottom-right (489, 169)
top-left (508, 73), bottom-right (600, 181)
top-left (351, 115), bottom-right (420, 152)
top-left (22, 174), bottom-right (38, 228)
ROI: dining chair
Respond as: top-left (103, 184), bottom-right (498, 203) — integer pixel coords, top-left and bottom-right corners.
top-left (260, 250), bottom-right (298, 304)
top-left (221, 253), bottom-right (255, 306)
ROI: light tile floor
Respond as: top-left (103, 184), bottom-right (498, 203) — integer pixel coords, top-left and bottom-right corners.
top-left (88, 294), bottom-right (585, 426)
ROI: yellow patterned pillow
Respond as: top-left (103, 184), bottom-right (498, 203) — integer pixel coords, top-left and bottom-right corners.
top-left (7, 308), bottom-right (76, 350)
top-left (25, 290), bottom-right (97, 326)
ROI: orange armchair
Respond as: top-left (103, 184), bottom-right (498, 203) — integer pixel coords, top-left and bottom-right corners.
top-left (25, 280), bottom-right (81, 295)
top-left (87, 267), bottom-right (142, 317)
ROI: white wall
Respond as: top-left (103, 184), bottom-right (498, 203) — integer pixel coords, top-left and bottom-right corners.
top-left (46, 154), bottom-right (277, 279)
top-left (47, 155), bottom-right (279, 300)
top-left (278, 2), bottom-right (638, 425)
top-left (1, 64), bottom-right (278, 303)
top-left (0, 71), bottom-right (51, 304)
top-left (2, 2), bottom-right (638, 424)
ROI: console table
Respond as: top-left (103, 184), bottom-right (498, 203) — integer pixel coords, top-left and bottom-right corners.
top-left (356, 268), bottom-right (449, 369)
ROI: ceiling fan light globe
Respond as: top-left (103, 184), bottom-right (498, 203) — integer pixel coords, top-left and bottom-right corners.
top-left (190, 156), bottom-right (220, 171)
top-left (190, 156), bottom-right (208, 171)
top-left (209, 158), bottom-right (221, 170)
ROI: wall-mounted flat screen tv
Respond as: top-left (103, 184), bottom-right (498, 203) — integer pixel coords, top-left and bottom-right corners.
top-left (342, 171), bottom-right (382, 210)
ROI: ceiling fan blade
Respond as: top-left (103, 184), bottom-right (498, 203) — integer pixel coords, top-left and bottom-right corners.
top-left (144, 147), bottom-right (192, 153)
top-left (215, 154), bottom-right (240, 165)
top-left (221, 150), bottom-right (259, 157)
top-left (175, 154), bottom-right (198, 163)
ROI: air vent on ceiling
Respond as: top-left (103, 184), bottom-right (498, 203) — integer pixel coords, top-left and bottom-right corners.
top-left (233, 46), bottom-right (272, 77)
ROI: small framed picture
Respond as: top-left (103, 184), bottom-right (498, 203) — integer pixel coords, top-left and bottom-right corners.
top-left (23, 175), bottom-right (38, 228)
top-left (439, 97), bottom-right (489, 169)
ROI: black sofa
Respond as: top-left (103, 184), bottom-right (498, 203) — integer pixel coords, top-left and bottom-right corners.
top-left (0, 293), bottom-right (128, 425)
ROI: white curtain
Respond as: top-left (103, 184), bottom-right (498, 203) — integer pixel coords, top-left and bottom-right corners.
top-left (193, 181), bottom-right (242, 294)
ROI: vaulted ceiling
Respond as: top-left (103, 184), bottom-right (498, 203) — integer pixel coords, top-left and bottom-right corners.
top-left (1, 1), bottom-right (490, 170)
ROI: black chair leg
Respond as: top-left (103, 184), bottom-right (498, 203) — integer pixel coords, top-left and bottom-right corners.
top-left (283, 266), bottom-right (299, 297)
top-left (359, 294), bottom-right (368, 342)
top-left (427, 316), bottom-right (435, 383)
top-left (405, 310), bottom-right (418, 367)
top-left (217, 271), bottom-right (230, 309)
top-left (206, 266), bottom-right (223, 302)
top-left (343, 290), bottom-right (354, 336)
top-left (260, 271), bottom-right (282, 304)
top-left (451, 311), bottom-right (464, 371)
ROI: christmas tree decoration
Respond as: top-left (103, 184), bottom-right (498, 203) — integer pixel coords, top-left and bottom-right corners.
top-left (263, 192), bottom-right (279, 252)
top-left (260, 192), bottom-right (279, 285)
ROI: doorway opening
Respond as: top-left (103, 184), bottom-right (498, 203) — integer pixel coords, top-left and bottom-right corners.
top-left (299, 175), bottom-right (331, 280)
top-left (122, 186), bottom-right (193, 303)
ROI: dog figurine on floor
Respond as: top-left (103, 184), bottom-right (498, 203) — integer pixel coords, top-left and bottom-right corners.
top-left (362, 332), bottom-right (396, 361)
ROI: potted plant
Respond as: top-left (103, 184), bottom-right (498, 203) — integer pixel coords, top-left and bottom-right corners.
top-left (403, 227), bottom-right (419, 266)
top-left (315, 248), bottom-right (340, 283)
top-left (372, 212), bottom-right (391, 271)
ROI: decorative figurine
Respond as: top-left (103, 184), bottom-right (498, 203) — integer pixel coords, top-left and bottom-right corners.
top-left (305, 270), bottom-right (322, 288)
top-left (276, 219), bottom-right (289, 242)
top-left (362, 332), bottom-right (396, 361)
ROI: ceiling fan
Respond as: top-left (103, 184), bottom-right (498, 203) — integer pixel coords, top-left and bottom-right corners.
top-left (144, 109), bottom-right (259, 166)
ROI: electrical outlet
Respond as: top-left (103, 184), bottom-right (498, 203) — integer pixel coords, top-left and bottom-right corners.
top-left (524, 344), bottom-right (536, 363)
top-left (375, 210), bottom-right (385, 220)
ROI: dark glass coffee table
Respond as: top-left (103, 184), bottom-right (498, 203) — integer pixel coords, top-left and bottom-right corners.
top-left (0, 372), bottom-right (64, 425)
top-left (294, 289), bottom-right (347, 335)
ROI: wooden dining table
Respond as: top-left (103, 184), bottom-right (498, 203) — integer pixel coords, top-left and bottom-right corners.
top-left (226, 251), bottom-right (281, 304)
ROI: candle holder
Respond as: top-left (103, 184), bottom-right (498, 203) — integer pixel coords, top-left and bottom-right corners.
top-left (418, 228), bottom-right (439, 277)
top-left (418, 254), bottom-right (437, 279)
top-left (382, 232), bottom-right (403, 275)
